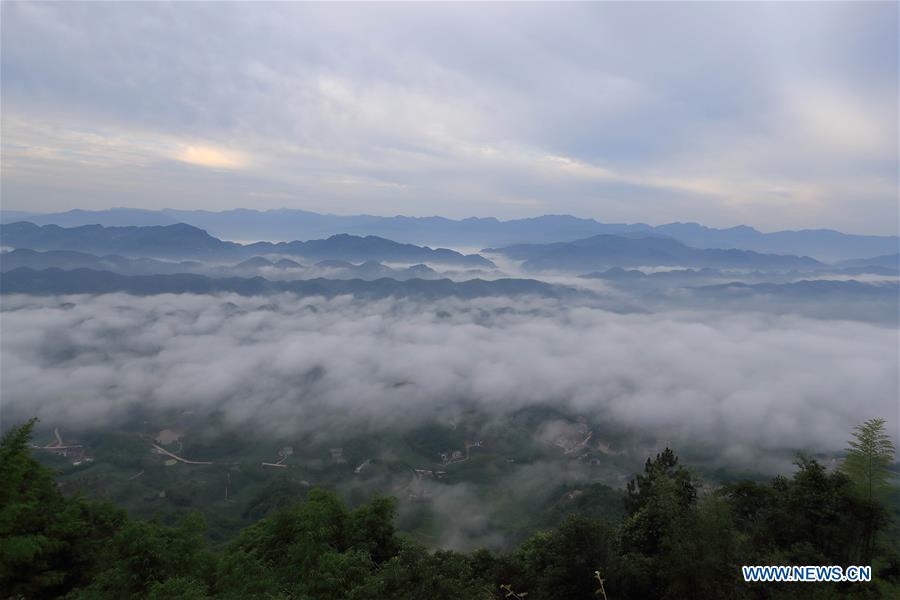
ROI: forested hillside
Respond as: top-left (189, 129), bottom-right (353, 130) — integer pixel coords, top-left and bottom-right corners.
top-left (2, 419), bottom-right (897, 599)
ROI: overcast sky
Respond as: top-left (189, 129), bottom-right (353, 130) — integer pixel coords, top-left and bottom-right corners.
top-left (1, 2), bottom-right (897, 234)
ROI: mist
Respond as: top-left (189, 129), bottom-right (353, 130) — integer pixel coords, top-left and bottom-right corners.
top-left (2, 291), bottom-right (896, 472)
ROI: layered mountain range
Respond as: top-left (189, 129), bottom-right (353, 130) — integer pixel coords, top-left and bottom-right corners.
top-left (3, 208), bottom-right (897, 261)
top-left (3, 221), bottom-right (896, 278)
top-left (1, 219), bottom-right (895, 313)
top-left (0, 222), bottom-right (493, 266)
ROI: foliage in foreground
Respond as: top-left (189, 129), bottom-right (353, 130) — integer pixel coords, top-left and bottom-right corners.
top-left (1, 418), bottom-right (898, 599)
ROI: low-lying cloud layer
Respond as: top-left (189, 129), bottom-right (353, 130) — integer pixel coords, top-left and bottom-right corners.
top-left (2, 292), bottom-right (896, 469)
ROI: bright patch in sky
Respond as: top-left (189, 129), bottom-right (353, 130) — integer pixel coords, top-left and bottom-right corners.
top-left (176, 145), bottom-right (246, 170)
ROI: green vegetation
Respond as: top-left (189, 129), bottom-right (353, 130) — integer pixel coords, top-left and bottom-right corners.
top-left (2, 419), bottom-right (898, 599)
top-left (842, 418), bottom-right (896, 503)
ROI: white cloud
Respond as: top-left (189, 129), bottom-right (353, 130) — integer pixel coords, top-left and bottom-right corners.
top-left (2, 293), bottom-right (896, 470)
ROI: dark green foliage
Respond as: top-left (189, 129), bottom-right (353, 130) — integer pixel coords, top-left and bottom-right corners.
top-left (90, 432), bottom-right (147, 469)
top-left (624, 447), bottom-right (696, 518)
top-left (509, 515), bottom-right (617, 600)
top-left (71, 513), bottom-right (214, 598)
top-left (343, 541), bottom-right (494, 600)
top-left (543, 483), bottom-right (626, 527)
top-left (147, 577), bottom-right (211, 600)
top-left (723, 456), bottom-right (892, 569)
top-left (403, 424), bottom-right (464, 457)
top-left (842, 418), bottom-right (896, 503)
top-left (242, 477), bottom-right (310, 521)
top-left (0, 419), bottom-right (126, 598)
top-left (617, 447), bottom-right (740, 599)
top-left (2, 420), bottom-right (898, 599)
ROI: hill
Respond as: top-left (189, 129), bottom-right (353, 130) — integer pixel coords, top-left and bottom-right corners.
top-left (0, 249), bottom-right (203, 275)
top-left (0, 268), bottom-right (573, 299)
top-left (484, 234), bottom-right (822, 272)
top-left (0, 222), bottom-right (493, 266)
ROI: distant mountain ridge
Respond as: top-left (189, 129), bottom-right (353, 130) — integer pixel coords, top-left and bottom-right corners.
top-left (0, 222), bottom-right (232, 258)
top-left (0, 248), bottom-right (447, 281)
top-left (2, 207), bottom-right (896, 261)
top-left (0, 222), bottom-right (493, 267)
top-left (0, 248), bottom-right (204, 275)
top-left (693, 279), bottom-right (899, 300)
top-left (244, 233), bottom-right (493, 266)
top-left (580, 266), bottom-right (898, 288)
top-left (0, 268), bottom-right (571, 299)
top-left (485, 234), bottom-right (823, 272)
top-left (834, 253), bottom-right (899, 269)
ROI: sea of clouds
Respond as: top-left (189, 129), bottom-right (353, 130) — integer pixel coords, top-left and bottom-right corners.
top-left (2, 292), bottom-right (896, 471)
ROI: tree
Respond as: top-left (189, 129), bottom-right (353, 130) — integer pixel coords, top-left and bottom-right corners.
top-left (655, 495), bottom-right (742, 600)
top-left (511, 516), bottom-right (617, 600)
top-left (842, 418), bottom-right (896, 503)
top-left (147, 576), bottom-right (211, 600)
top-left (624, 447), bottom-right (695, 518)
top-left (3, 417), bottom-right (898, 599)
top-left (723, 455), bottom-right (890, 570)
top-left (841, 418), bottom-right (897, 567)
top-left (71, 513), bottom-right (215, 598)
top-left (619, 448), bottom-right (701, 599)
top-left (0, 419), bottom-right (124, 598)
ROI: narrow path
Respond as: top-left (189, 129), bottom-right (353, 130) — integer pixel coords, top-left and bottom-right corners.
top-left (151, 443), bottom-right (213, 465)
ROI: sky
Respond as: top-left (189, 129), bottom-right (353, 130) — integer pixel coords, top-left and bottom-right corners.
top-left (1, 2), bottom-right (897, 234)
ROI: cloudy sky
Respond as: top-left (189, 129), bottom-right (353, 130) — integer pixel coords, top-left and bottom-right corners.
top-left (1, 2), bottom-right (897, 234)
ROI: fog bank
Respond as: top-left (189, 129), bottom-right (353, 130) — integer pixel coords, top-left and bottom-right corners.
top-left (2, 293), bottom-right (896, 470)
